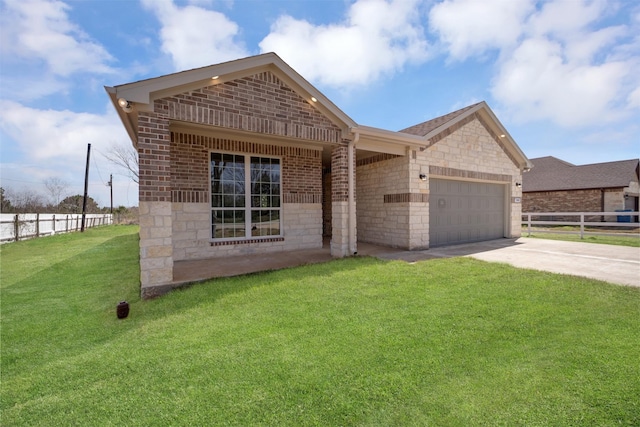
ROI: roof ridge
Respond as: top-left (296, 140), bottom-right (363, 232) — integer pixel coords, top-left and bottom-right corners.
top-left (398, 101), bottom-right (484, 137)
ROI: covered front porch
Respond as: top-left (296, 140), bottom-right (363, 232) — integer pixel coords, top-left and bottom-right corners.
top-left (160, 240), bottom-right (409, 298)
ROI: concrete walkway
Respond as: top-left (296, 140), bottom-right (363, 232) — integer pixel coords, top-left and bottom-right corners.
top-left (377, 238), bottom-right (640, 288)
top-left (173, 238), bottom-right (640, 288)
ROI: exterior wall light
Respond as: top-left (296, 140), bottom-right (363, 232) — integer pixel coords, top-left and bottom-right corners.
top-left (515, 182), bottom-right (522, 187)
top-left (419, 173), bottom-right (427, 181)
top-left (117, 98), bottom-right (133, 113)
top-left (310, 96), bottom-right (318, 103)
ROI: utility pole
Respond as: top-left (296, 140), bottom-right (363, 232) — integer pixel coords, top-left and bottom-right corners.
top-left (81, 143), bottom-right (91, 232)
top-left (108, 174), bottom-right (113, 215)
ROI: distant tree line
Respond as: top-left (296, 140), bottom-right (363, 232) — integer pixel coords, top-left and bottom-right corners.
top-left (2, 144), bottom-right (140, 222)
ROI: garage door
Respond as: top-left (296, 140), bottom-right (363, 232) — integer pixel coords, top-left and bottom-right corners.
top-left (430, 179), bottom-right (505, 247)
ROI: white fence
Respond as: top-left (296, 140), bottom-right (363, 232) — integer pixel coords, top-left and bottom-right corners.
top-left (522, 211), bottom-right (640, 239)
top-left (0, 213), bottom-right (113, 243)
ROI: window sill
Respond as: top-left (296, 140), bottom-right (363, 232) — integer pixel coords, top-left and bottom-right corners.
top-left (210, 237), bottom-right (284, 246)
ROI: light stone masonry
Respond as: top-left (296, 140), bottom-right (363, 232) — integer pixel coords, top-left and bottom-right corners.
top-left (171, 202), bottom-right (321, 261)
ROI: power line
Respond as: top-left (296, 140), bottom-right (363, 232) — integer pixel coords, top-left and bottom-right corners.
top-left (0, 177), bottom-right (45, 185)
top-left (92, 154), bottom-right (107, 185)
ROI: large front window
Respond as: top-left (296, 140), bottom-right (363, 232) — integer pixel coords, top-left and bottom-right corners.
top-left (211, 152), bottom-right (281, 239)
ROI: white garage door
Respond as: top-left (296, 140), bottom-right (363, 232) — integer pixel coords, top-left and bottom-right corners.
top-left (430, 179), bottom-right (506, 247)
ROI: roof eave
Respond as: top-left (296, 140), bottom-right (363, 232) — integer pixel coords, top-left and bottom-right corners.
top-left (107, 52), bottom-right (357, 135)
top-left (421, 102), bottom-right (532, 171)
top-left (105, 86), bottom-right (138, 147)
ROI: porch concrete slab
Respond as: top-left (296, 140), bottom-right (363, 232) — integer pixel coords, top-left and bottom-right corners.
top-left (173, 246), bottom-right (334, 284)
top-left (172, 241), bottom-right (408, 285)
top-left (172, 238), bottom-right (640, 289)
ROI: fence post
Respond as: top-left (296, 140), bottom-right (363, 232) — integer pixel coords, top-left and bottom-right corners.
top-left (52, 214), bottom-right (56, 233)
top-left (527, 214), bottom-right (531, 237)
top-left (36, 213), bottom-right (40, 237)
top-left (14, 214), bottom-right (19, 242)
top-left (580, 214), bottom-right (584, 239)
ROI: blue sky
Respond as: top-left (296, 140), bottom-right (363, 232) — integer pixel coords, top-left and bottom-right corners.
top-left (1, 0), bottom-right (639, 208)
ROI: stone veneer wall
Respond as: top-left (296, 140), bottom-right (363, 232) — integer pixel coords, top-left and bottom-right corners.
top-left (138, 110), bottom-right (173, 291)
top-left (169, 133), bottom-right (323, 260)
top-left (420, 117), bottom-right (522, 244)
top-left (138, 71), bottom-right (342, 295)
top-left (356, 116), bottom-right (522, 250)
top-left (330, 142), bottom-right (356, 257)
top-left (356, 154), bottom-right (414, 248)
top-left (172, 202), bottom-right (321, 260)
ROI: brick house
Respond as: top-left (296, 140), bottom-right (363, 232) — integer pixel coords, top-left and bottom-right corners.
top-left (106, 53), bottom-right (532, 298)
top-left (522, 156), bottom-right (640, 220)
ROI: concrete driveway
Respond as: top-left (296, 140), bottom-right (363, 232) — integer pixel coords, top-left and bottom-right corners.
top-left (373, 238), bottom-right (640, 288)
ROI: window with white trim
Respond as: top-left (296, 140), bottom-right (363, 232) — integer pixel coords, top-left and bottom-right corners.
top-left (210, 152), bottom-right (281, 240)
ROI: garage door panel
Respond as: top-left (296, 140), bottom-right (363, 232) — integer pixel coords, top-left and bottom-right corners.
top-left (430, 178), bottom-right (505, 247)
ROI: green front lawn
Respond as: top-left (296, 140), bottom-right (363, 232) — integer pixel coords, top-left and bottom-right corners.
top-left (2, 226), bottom-right (639, 425)
top-left (523, 231), bottom-right (640, 247)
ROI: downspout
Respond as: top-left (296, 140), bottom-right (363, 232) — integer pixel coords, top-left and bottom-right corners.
top-left (348, 132), bottom-right (359, 255)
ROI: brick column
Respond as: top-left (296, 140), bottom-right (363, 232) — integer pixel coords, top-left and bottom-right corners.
top-left (137, 110), bottom-right (173, 298)
top-left (330, 141), bottom-right (356, 257)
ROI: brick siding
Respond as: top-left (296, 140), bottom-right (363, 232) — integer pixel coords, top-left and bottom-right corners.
top-left (156, 72), bottom-right (342, 143)
top-left (170, 131), bottom-right (321, 204)
top-left (138, 111), bottom-right (171, 202)
top-left (523, 188), bottom-right (625, 221)
top-left (523, 189), bottom-right (603, 213)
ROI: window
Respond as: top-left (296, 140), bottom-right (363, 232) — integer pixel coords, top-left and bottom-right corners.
top-left (211, 152), bottom-right (281, 239)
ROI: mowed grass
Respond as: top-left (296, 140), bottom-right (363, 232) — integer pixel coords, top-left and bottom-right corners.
top-left (522, 227), bottom-right (640, 247)
top-left (2, 226), bottom-right (639, 426)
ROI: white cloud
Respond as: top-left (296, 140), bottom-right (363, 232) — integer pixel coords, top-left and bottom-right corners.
top-left (429, 0), bottom-right (639, 128)
top-left (492, 37), bottom-right (629, 126)
top-left (527, 0), bottom-right (608, 38)
top-left (259, 0), bottom-right (430, 87)
top-left (0, 0), bottom-right (115, 76)
top-left (628, 86), bottom-right (640, 109)
top-left (0, 101), bottom-right (128, 163)
top-left (428, 0), bottom-right (535, 60)
top-left (0, 101), bottom-right (136, 206)
top-left (140, 0), bottom-right (248, 70)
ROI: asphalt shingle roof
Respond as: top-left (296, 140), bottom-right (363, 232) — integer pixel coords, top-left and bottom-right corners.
top-left (399, 102), bottom-right (482, 136)
top-left (522, 156), bottom-right (639, 192)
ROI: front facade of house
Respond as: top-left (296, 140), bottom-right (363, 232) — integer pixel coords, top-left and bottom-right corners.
top-left (107, 53), bottom-right (531, 298)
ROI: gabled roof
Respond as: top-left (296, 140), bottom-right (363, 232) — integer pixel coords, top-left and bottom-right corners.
top-left (399, 102), bottom-right (482, 136)
top-left (523, 157), bottom-right (640, 192)
top-left (106, 54), bottom-right (531, 169)
top-left (393, 101), bottom-right (533, 170)
top-left (105, 52), bottom-right (357, 143)
top-left (523, 156), bottom-right (574, 173)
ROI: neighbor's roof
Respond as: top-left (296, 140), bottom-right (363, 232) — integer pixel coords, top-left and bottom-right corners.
top-left (522, 156), bottom-right (640, 192)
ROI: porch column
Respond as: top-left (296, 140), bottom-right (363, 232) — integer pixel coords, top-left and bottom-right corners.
top-left (331, 140), bottom-right (357, 257)
top-left (137, 111), bottom-right (173, 298)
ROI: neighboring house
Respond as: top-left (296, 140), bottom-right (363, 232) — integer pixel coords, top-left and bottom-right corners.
top-left (522, 156), bottom-right (640, 220)
top-left (106, 53), bottom-right (532, 298)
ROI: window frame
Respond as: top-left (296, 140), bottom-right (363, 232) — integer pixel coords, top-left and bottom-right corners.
top-left (210, 150), bottom-right (283, 241)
